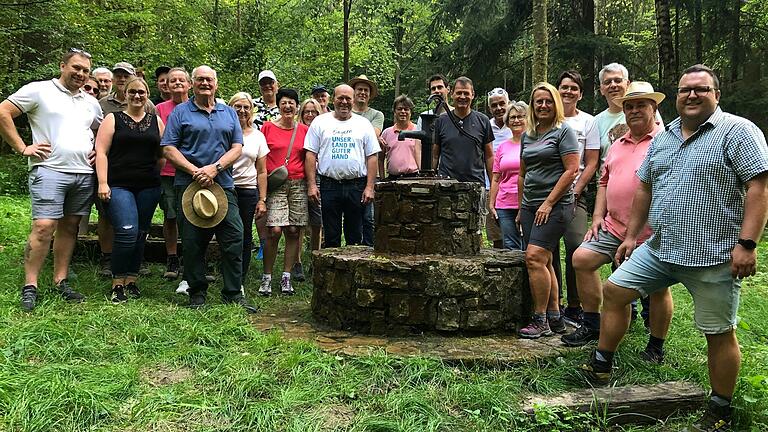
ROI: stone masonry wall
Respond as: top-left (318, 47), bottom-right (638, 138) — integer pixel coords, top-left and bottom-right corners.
top-left (311, 247), bottom-right (530, 335)
top-left (373, 179), bottom-right (482, 255)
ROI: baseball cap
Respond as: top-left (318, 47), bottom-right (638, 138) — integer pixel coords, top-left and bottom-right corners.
top-left (112, 62), bottom-right (136, 75)
top-left (154, 65), bottom-right (171, 79)
top-left (258, 70), bottom-right (277, 82)
top-left (311, 85), bottom-right (328, 95)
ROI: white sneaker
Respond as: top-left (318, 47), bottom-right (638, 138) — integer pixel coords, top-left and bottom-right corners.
top-left (281, 274), bottom-right (294, 296)
top-left (258, 276), bottom-right (272, 297)
top-left (176, 280), bottom-right (189, 295)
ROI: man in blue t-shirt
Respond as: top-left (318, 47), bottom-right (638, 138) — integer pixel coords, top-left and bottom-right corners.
top-left (162, 65), bottom-right (257, 313)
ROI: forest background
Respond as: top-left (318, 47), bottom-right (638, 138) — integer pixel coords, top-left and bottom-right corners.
top-left (1, 0), bottom-right (767, 139)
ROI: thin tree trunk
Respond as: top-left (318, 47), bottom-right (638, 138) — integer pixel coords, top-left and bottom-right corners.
top-left (729, 0), bottom-right (741, 82)
top-left (343, 0), bottom-right (352, 82)
top-left (532, 0), bottom-right (548, 83)
top-left (674, 1), bottom-right (679, 76)
top-left (655, 0), bottom-right (675, 94)
top-left (693, 0), bottom-right (702, 63)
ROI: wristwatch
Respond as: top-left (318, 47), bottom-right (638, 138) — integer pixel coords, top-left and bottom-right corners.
top-left (737, 238), bottom-right (757, 250)
top-left (215, 162), bottom-right (223, 173)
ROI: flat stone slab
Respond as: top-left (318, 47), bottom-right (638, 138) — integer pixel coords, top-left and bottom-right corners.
top-left (523, 381), bottom-right (706, 425)
top-left (250, 300), bottom-right (571, 366)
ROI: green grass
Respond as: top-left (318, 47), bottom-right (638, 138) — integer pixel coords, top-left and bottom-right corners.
top-left (0, 194), bottom-right (767, 431)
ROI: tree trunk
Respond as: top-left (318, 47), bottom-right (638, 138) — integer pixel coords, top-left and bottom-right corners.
top-left (674, 1), bottom-right (679, 76)
top-left (693, 0), bottom-right (702, 63)
top-left (729, 0), bottom-right (741, 82)
top-left (393, 12), bottom-right (404, 97)
top-left (579, 0), bottom-right (596, 112)
top-left (654, 0), bottom-right (675, 95)
top-left (532, 0), bottom-right (548, 83)
top-left (343, 0), bottom-right (352, 82)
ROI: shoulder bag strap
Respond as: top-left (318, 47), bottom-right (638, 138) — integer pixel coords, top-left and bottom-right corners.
top-left (284, 124), bottom-right (299, 166)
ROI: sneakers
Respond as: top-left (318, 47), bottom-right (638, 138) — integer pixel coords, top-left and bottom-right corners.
top-left (164, 255), bottom-right (180, 280)
top-left (281, 274), bottom-right (295, 296)
top-left (684, 400), bottom-right (732, 431)
top-left (549, 316), bottom-right (567, 334)
top-left (561, 325), bottom-right (600, 347)
top-left (138, 261), bottom-right (151, 276)
top-left (291, 262), bottom-right (306, 282)
top-left (579, 351), bottom-right (613, 386)
top-left (99, 254), bottom-right (112, 278)
top-left (56, 279), bottom-right (85, 302)
top-left (126, 282), bottom-right (141, 299)
top-left (223, 295), bottom-right (260, 314)
top-left (563, 306), bottom-right (583, 328)
top-left (110, 285), bottom-right (128, 303)
top-left (519, 319), bottom-right (553, 339)
top-left (258, 276), bottom-right (272, 297)
top-left (639, 346), bottom-right (665, 364)
top-left (186, 294), bottom-right (206, 309)
top-left (21, 285), bottom-right (37, 311)
top-left (176, 280), bottom-right (189, 295)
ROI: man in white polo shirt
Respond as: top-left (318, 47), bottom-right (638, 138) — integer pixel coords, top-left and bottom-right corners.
top-left (304, 84), bottom-right (380, 248)
top-left (0, 48), bottom-right (103, 311)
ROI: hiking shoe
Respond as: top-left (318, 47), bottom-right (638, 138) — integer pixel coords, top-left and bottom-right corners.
top-left (21, 285), bottom-right (37, 312)
top-left (223, 295), bottom-right (260, 314)
top-left (205, 274), bottom-right (216, 283)
top-left (684, 401), bottom-right (732, 431)
top-left (519, 319), bottom-right (553, 339)
top-left (561, 325), bottom-right (600, 347)
top-left (579, 351), bottom-right (613, 386)
top-left (640, 347), bottom-right (665, 364)
top-left (563, 306), bottom-right (583, 328)
top-left (99, 254), bottom-right (112, 278)
top-left (164, 256), bottom-right (180, 280)
top-left (138, 261), bottom-right (151, 276)
top-left (281, 274), bottom-right (295, 296)
top-left (176, 280), bottom-right (189, 295)
top-left (291, 262), bottom-right (306, 282)
top-left (56, 279), bottom-right (84, 302)
top-left (126, 282), bottom-right (141, 299)
top-left (258, 276), bottom-right (272, 297)
top-left (549, 316), bottom-right (567, 334)
top-left (110, 285), bottom-right (128, 303)
top-left (186, 294), bottom-right (206, 309)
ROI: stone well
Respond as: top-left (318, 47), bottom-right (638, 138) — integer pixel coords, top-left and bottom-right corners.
top-left (311, 178), bottom-right (530, 335)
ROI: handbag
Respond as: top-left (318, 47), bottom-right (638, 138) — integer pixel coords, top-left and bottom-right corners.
top-left (266, 123), bottom-right (299, 192)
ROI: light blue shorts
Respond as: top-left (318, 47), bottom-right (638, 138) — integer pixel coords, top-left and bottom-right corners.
top-left (608, 243), bottom-right (740, 334)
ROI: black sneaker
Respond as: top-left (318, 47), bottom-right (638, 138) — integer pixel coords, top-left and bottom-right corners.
top-left (164, 255), bottom-right (180, 280)
top-left (563, 306), bottom-right (583, 328)
top-left (21, 285), bottom-right (37, 312)
top-left (291, 262), bottom-right (306, 282)
top-left (561, 325), bottom-right (600, 347)
top-left (223, 295), bottom-right (260, 314)
top-left (56, 279), bottom-right (85, 302)
top-left (138, 261), bottom-right (151, 276)
top-left (684, 400), bottom-right (732, 431)
top-left (549, 316), bottom-right (567, 334)
top-left (186, 294), bottom-right (206, 309)
top-left (640, 347), bottom-right (665, 364)
top-left (126, 282), bottom-right (141, 299)
top-left (579, 350), bottom-right (613, 386)
top-left (99, 254), bottom-right (112, 278)
top-left (110, 285), bottom-right (128, 303)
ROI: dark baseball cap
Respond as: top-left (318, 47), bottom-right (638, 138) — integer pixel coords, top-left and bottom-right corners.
top-left (311, 85), bottom-right (328, 95)
top-left (154, 65), bottom-right (171, 79)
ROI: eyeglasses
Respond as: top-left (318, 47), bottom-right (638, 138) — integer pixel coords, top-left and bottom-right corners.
top-left (69, 48), bottom-right (92, 59)
top-left (677, 86), bottom-right (717, 96)
top-left (233, 104), bottom-right (252, 111)
top-left (487, 88), bottom-right (508, 97)
top-left (127, 89), bottom-right (147, 96)
top-left (601, 77), bottom-right (625, 86)
top-left (508, 115), bottom-right (525, 121)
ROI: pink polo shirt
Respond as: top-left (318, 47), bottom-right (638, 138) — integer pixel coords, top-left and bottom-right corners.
top-left (600, 123), bottom-right (662, 241)
top-left (492, 138), bottom-right (521, 209)
top-left (381, 123), bottom-right (420, 175)
top-left (156, 99), bottom-right (182, 176)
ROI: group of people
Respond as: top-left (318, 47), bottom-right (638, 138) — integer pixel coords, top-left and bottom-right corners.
top-left (1, 48), bottom-right (766, 432)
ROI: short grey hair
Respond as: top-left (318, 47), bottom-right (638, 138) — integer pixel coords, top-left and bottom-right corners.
top-left (167, 67), bottom-right (191, 83)
top-left (191, 65), bottom-right (217, 81)
top-left (598, 62), bottom-right (629, 83)
top-left (92, 67), bottom-right (112, 79)
top-left (504, 101), bottom-right (528, 124)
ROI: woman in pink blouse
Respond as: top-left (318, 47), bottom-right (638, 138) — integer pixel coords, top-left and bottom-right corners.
top-left (489, 101), bottom-right (528, 250)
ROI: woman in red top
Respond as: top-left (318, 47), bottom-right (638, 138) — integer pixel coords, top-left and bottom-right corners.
top-left (259, 88), bottom-right (308, 296)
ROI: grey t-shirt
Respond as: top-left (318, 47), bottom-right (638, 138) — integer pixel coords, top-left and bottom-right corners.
top-left (520, 124), bottom-right (580, 206)
top-left (353, 107), bottom-right (384, 132)
top-left (434, 110), bottom-right (494, 183)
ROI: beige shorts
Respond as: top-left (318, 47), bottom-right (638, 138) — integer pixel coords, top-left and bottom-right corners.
top-left (266, 179), bottom-right (308, 227)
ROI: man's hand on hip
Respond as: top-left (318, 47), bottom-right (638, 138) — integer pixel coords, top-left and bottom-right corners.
top-left (21, 142), bottom-right (52, 160)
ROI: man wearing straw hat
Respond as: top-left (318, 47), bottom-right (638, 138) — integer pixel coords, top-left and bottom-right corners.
top-left (161, 65), bottom-right (258, 313)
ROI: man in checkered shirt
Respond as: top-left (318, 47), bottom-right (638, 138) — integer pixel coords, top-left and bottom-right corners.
top-left (580, 64), bottom-right (768, 432)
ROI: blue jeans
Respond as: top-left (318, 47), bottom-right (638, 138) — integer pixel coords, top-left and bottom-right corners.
top-left (319, 176), bottom-right (366, 248)
top-left (362, 202), bottom-right (374, 246)
top-left (235, 187), bottom-right (260, 284)
top-left (496, 208), bottom-right (524, 250)
top-left (106, 186), bottom-right (160, 277)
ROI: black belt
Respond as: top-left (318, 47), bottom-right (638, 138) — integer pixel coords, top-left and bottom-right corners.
top-left (319, 175), bottom-right (366, 184)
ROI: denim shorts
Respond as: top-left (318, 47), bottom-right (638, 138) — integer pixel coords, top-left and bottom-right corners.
top-left (28, 166), bottom-right (94, 219)
top-left (608, 243), bottom-right (741, 334)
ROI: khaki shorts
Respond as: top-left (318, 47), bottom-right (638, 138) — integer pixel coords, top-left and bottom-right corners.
top-left (266, 179), bottom-right (308, 227)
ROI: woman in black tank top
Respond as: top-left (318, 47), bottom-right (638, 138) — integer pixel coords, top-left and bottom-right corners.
top-left (95, 77), bottom-right (165, 303)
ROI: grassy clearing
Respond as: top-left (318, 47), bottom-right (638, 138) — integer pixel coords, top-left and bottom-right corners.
top-left (0, 194), bottom-right (766, 431)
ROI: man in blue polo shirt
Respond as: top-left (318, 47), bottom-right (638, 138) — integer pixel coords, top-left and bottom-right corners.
top-left (161, 65), bottom-right (257, 313)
